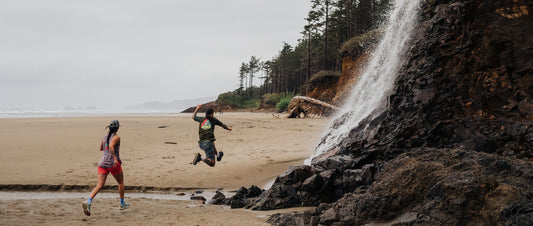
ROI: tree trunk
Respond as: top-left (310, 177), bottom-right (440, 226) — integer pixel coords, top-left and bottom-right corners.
top-left (323, 0), bottom-right (329, 70)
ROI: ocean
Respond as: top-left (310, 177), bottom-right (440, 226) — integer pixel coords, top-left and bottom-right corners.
top-left (0, 109), bottom-right (183, 119)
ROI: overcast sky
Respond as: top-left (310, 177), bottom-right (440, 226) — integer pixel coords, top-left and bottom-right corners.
top-left (0, 0), bottom-right (310, 111)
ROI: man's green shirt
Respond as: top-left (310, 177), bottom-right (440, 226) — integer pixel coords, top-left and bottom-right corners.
top-left (194, 116), bottom-right (223, 142)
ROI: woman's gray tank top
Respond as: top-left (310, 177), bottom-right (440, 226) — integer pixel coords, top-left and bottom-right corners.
top-left (98, 133), bottom-right (121, 168)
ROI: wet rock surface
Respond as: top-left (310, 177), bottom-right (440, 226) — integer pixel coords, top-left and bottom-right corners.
top-left (226, 0), bottom-right (533, 225)
top-left (223, 185), bottom-right (264, 209)
top-left (207, 191), bottom-right (226, 205)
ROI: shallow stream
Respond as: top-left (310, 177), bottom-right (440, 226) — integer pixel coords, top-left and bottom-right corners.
top-left (0, 190), bottom-right (233, 201)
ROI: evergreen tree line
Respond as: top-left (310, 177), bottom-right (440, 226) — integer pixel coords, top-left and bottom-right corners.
top-left (223, 0), bottom-right (391, 108)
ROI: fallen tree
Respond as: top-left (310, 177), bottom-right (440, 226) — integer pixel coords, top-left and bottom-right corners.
top-left (287, 96), bottom-right (339, 118)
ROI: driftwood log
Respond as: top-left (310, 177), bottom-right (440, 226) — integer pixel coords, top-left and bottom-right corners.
top-left (287, 96), bottom-right (339, 118)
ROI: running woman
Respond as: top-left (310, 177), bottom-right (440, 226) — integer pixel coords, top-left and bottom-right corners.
top-left (191, 105), bottom-right (232, 167)
top-left (82, 120), bottom-right (129, 216)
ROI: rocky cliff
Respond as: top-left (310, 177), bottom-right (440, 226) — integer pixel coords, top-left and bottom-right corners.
top-left (228, 0), bottom-right (533, 225)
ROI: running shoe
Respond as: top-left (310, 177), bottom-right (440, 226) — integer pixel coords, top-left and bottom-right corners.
top-left (82, 201), bottom-right (91, 216)
top-left (120, 203), bottom-right (130, 210)
top-left (192, 153), bottom-right (201, 165)
top-left (217, 151), bottom-right (224, 161)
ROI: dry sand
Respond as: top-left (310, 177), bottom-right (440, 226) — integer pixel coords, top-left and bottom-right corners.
top-left (0, 113), bottom-right (328, 225)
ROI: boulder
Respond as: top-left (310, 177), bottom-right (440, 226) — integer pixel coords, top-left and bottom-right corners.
top-left (223, 185), bottom-right (266, 209)
top-left (207, 191), bottom-right (226, 205)
top-left (274, 165), bottom-right (320, 188)
top-left (251, 184), bottom-right (300, 210)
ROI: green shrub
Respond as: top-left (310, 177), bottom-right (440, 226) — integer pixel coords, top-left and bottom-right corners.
top-left (262, 93), bottom-right (282, 106)
top-left (218, 91), bottom-right (299, 110)
top-left (276, 97), bottom-right (292, 112)
top-left (242, 99), bottom-right (260, 109)
top-left (217, 92), bottom-right (241, 106)
top-left (339, 28), bottom-right (384, 57)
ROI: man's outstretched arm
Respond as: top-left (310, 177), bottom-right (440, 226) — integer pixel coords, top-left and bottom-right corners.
top-left (221, 124), bottom-right (232, 131)
top-left (192, 105), bottom-right (201, 120)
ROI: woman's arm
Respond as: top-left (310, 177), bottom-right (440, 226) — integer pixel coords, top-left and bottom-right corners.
top-left (109, 135), bottom-right (121, 167)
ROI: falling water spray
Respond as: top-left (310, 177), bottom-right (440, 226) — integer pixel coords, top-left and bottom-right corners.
top-left (306, 0), bottom-right (422, 165)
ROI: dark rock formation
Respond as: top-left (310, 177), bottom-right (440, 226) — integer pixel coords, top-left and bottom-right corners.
top-left (223, 185), bottom-right (264, 209)
top-left (229, 0), bottom-right (533, 225)
top-left (207, 191), bottom-right (226, 205)
top-left (317, 148), bottom-right (533, 225)
top-left (181, 101), bottom-right (235, 113)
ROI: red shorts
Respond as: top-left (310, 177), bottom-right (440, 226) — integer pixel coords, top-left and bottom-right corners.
top-left (97, 162), bottom-right (122, 176)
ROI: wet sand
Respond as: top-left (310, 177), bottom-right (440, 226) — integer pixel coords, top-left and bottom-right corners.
top-left (1, 197), bottom-right (314, 225)
top-left (0, 113), bottom-right (327, 225)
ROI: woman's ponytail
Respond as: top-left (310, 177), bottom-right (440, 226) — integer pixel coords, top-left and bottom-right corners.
top-left (106, 127), bottom-right (119, 148)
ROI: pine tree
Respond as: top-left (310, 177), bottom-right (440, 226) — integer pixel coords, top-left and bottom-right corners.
top-left (239, 63), bottom-right (248, 95)
top-left (248, 56), bottom-right (260, 97)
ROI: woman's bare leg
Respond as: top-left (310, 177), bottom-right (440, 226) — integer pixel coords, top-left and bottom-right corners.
top-left (90, 173), bottom-right (108, 199)
top-left (112, 171), bottom-right (125, 199)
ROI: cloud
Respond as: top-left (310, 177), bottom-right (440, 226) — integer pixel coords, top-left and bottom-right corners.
top-left (0, 0), bottom-right (310, 109)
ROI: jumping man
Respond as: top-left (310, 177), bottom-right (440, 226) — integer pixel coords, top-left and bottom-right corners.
top-left (192, 105), bottom-right (232, 167)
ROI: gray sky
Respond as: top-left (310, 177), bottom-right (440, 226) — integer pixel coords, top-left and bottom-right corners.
top-left (0, 0), bottom-right (310, 110)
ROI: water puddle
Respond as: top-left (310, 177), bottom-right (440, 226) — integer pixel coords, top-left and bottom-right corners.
top-left (0, 190), bottom-right (234, 201)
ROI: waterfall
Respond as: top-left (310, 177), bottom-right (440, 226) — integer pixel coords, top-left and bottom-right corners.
top-left (305, 0), bottom-right (421, 165)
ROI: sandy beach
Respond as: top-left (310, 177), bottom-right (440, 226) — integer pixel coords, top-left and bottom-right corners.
top-left (0, 113), bottom-right (328, 225)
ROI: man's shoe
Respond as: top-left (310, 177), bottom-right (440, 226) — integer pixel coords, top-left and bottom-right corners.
top-left (217, 151), bottom-right (224, 161)
top-left (192, 153), bottom-right (201, 165)
top-left (120, 203), bottom-right (130, 210)
top-left (82, 201), bottom-right (91, 216)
